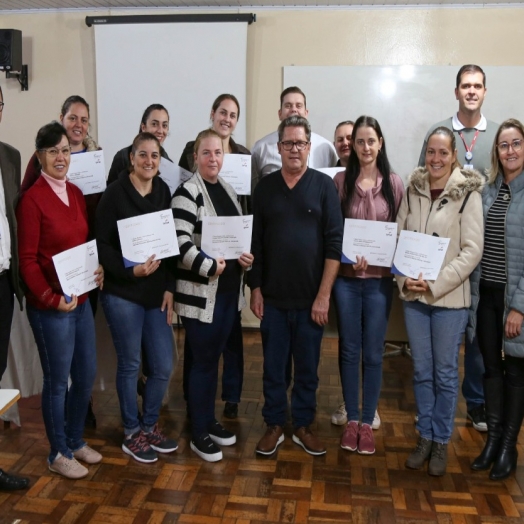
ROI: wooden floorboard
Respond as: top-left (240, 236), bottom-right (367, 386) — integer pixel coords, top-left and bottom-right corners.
top-left (2, 324), bottom-right (524, 523)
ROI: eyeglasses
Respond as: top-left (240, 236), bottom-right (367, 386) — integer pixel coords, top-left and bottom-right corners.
top-left (38, 147), bottom-right (72, 158)
top-left (280, 140), bottom-right (309, 151)
top-left (0, 102), bottom-right (4, 112)
top-left (497, 139), bottom-right (523, 153)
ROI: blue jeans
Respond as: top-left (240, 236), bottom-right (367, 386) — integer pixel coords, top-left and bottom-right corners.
top-left (333, 277), bottom-right (393, 425)
top-left (182, 292), bottom-right (238, 437)
top-left (403, 301), bottom-right (468, 444)
top-left (27, 302), bottom-right (96, 463)
top-left (100, 292), bottom-right (174, 435)
top-left (462, 335), bottom-right (485, 411)
top-left (260, 304), bottom-right (324, 428)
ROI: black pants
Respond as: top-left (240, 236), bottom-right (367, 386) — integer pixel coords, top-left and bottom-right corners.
top-left (0, 272), bottom-right (15, 381)
top-left (477, 282), bottom-right (524, 386)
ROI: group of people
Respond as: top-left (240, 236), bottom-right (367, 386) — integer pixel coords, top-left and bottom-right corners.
top-left (1, 62), bottom-right (523, 490)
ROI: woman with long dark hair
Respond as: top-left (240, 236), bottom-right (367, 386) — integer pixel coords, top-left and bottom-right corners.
top-left (333, 116), bottom-right (404, 456)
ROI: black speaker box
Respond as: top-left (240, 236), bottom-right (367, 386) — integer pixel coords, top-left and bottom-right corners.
top-left (0, 29), bottom-right (22, 72)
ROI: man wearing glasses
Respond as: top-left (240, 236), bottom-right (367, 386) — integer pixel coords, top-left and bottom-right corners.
top-left (249, 115), bottom-right (343, 457)
top-left (251, 86), bottom-right (337, 189)
top-left (0, 85), bottom-right (30, 491)
top-left (418, 64), bottom-right (498, 434)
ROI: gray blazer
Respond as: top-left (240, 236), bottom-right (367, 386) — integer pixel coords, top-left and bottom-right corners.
top-left (0, 141), bottom-right (22, 308)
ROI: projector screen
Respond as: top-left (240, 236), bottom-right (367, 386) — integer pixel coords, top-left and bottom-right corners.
top-left (94, 22), bottom-right (247, 174)
top-left (284, 65), bottom-right (524, 182)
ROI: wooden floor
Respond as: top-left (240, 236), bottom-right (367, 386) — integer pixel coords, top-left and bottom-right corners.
top-left (2, 323), bottom-right (524, 524)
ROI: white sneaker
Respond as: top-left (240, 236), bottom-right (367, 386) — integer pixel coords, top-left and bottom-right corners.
top-left (331, 403), bottom-right (348, 426)
top-left (73, 444), bottom-right (103, 464)
top-left (49, 452), bottom-right (88, 479)
top-left (371, 410), bottom-right (381, 430)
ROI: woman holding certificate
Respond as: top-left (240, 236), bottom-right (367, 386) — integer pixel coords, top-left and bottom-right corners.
top-left (179, 94), bottom-right (250, 420)
top-left (469, 119), bottom-right (524, 480)
top-left (172, 129), bottom-right (253, 463)
top-left (397, 126), bottom-right (483, 476)
top-left (96, 132), bottom-right (178, 465)
top-left (332, 116), bottom-right (404, 456)
top-left (17, 122), bottom-right (104, 479)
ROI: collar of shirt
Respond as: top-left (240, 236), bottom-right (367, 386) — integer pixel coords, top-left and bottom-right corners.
top-left (452, 113), bottom-right (487, 131)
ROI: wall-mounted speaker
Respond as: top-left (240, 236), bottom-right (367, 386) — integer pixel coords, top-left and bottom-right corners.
top-left (0, 29), bottom-right (22, 72)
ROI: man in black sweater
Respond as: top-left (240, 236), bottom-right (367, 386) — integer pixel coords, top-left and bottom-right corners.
top-left (249, 115), bottom-right (343, 456)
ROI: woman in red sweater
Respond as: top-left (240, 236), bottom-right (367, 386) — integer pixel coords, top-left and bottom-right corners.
top-left (17, 122), bottom-right (104, 480)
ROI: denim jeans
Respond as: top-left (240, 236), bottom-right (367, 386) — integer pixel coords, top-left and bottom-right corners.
top-left (100, 292), bottom-right (174, 435)
top-left (333, 276), bottom-right (393, 425)
top-left (182, 291), bottom-right (238, 437)
top-left (461, 335), bottom-right (485, 411)
top-left (403, 300), bottom-right (468, 444)
top-left (27, 301), bottom-right (96, 463)
top-left (260, 304), bottom-right (324, 428)
top-left (183, 309), bottom-right (244, 404)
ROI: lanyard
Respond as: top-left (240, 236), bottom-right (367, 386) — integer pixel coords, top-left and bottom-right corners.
top-left (459, 130), bottom-right (480, 161)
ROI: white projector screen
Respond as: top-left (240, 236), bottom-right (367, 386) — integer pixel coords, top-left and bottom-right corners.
top-left (95, 22), bottom-right (247, 173)
top-left (284, 66), bottom-right (524, 182)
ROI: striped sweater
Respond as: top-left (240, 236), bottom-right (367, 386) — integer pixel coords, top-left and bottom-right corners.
top-left (172, 172), bottom-right (246, 323)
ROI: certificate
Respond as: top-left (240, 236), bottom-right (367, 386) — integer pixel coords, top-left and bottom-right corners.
top-left (158, 158), bottom-right (193, 195)
top-left (117, 210), bottom-right (180, 268)
top-left (316, 167), bottom-right (344, 179)
top-left (201, 215), bottom-right (253, 260)
top-left (342, 219), bottom-right (397, 267)
top-left (52, 240), bottom-right (99, 301)
top-left (219, 154), bottom-right (251, 195)
top-left (67, 150), bottom-right (106, 195)
top-left (392, 230), bottom-right (450, 280)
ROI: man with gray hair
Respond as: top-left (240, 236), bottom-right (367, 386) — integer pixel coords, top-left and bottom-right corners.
top-left (249, 115), bottom-right (343, 457)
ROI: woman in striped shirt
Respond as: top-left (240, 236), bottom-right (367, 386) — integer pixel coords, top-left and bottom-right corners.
top-left (469, 118), bottom-right (524, 480)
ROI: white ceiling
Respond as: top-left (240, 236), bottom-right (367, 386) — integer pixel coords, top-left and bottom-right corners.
top-left (1, 0), bottom-right (524, 11)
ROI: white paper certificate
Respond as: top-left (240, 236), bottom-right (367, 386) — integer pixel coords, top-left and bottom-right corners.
top-left (219, 154), bottom-right (251, 195)
top-left (117, 210), bottom-right (180, 268)
top-left (392, 230), bottom-right (450, 280)
top-left (342, 219), bottom-right (398, 267)
top-left (316, 167), bottom-right (345, 179)
top-left (201, 215), bottom-right (253, 260)
top-left (52, 240), bottom-right (99, 300)
top-left (158, 158), bottom-right (193, 196)
top-left (66, 150), bottom-right (106, 195)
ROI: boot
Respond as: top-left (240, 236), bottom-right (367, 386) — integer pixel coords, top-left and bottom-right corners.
top-left (490, 384), bottom-right (524, 481)
top-left (471, 377), bottom-right (504, 471)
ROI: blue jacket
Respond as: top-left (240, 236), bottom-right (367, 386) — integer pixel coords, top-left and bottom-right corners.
top-left (469, 170), bottom-right (524, 357)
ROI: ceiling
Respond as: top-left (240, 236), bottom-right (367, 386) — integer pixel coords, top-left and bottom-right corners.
top-left (1, 0), bottom-right (524, 11)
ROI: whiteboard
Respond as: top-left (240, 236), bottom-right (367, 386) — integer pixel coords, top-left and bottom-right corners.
top-left (95, 23), bottom-right (247, 172)
top-left (284, 66), bottom-right (524, 182)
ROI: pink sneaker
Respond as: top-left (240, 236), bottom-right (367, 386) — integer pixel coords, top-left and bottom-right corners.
top-left (357, 423), bottom-right (375, 455)
top-left (340, 420), bottom-right (359, 451)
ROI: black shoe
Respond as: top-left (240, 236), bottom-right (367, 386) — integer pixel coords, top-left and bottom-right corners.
top-left (223, 402), bottom-right (238, 419)
top-left (190, 433), bottom-right (223, 462)
top-left (471, 378), bottom-right (503, 471)
top-left (467, 405), bottom-right (487, 432)
top-left (0, 469), bottom-right (29, 491)
top-left (208, 420), bottom-right (236, 446)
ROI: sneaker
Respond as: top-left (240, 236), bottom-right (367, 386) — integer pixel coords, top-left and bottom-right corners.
top-left (372, 410), bottom-right (381, 430)
top-left (145, 424), bottom-right (178, 453)
top-left (405, 437), bottom-right (432, 469)
top-left (292, 427), bottom-right (326, 456)
top-left (49, 452), bottom-right (88, 479)
top-left (73, 444), bottom-right (103, 464)
top-left (223, 402), bottom-right (238, 419)
top-left (331, 403), bottom-right (348, 426)
top-left (208, 420), bottom-right (236, 446)
top-left (467, 405), bottom-right (487, 432)
top-left (256, 426), bottom-right (284, 455)
top-left (340, 420), bottom-right (359, 451)
top-left (428, 442), bottom-right (448, 476)
top-left (122, 430), bottom-right (158, 463)
top-left (357, 424), bottom-right (375, 455)
top-left (190, 433), bottom-right (223, 462)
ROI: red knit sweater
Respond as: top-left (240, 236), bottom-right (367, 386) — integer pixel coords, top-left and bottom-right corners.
top-left (17, 176), bottom-right (89, 309)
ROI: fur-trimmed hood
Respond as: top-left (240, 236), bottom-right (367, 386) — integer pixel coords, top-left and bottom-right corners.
top-left (408, 166), bottom-right (485, 201)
